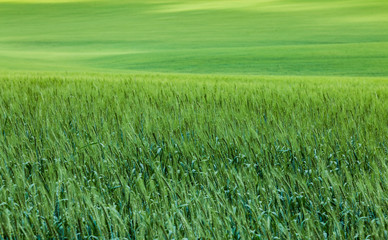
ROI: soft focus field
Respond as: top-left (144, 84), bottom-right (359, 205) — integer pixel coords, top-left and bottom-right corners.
top-left (1, 0), bottom-right (388, 239)
top-left (1, 0), bottom-right (388, 75)
top-left (0, 72), bottom-right (387, 238)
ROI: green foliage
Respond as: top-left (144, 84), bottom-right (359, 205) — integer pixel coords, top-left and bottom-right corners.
top-left (0, 72), bottom-right (387, 238)
top-left (1, 0), bottom-right (387, 238)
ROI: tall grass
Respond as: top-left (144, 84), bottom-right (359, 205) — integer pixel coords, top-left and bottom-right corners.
top-left (0, 72), bottom-right (387, 239)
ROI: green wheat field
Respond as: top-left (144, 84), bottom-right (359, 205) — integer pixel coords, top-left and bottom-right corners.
top-left (0, 0), bottom-right (388, 239)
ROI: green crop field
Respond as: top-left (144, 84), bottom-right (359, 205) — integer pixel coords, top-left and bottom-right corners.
top-left (1, 0), bottom-right (388, 239)
top-left (1, 0), bottom-right (388, 75)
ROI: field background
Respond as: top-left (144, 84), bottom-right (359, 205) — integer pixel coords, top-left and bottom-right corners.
top-left (1, 0), bottom-right (388, 76)
top-left (1, 0), bottom-right (388, 239)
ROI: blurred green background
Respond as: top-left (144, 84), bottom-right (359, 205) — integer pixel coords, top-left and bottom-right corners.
top-left (1, 0), bottom-right (388, 76)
